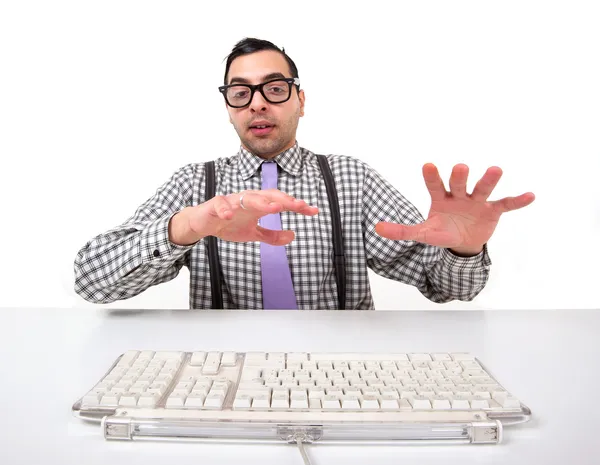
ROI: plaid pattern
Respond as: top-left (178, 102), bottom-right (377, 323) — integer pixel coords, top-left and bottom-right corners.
top-left (74, 143), bottom-right (492, 309)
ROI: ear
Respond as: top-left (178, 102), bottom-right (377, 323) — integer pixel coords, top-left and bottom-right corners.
top-left (299, 89), bottom-right (305, 117)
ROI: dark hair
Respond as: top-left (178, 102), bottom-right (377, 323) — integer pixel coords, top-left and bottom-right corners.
top-left (223, 38), bottom-right (300, 85)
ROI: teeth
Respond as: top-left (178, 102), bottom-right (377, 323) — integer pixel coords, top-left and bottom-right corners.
top-left (255, 125), bottom-right (267, 129)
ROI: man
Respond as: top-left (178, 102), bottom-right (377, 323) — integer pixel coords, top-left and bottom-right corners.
top-left (73, 38), bottom-right (535, 309)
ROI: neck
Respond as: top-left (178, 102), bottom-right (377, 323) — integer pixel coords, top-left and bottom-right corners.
top-left (243, 140), bottom-right (297, 160)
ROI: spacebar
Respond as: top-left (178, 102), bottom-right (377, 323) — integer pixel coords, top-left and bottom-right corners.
top-left (308, 353), bottom-right (409, 361)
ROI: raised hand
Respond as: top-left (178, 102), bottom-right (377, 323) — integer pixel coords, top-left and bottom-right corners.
top-left (169, 189), bottom-right (318, 246)
top-left (374, 163), bottom-right (535, 255)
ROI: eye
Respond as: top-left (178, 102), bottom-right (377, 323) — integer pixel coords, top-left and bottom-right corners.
top-left (266, 85), bottom-right (285, 94)
top-left (232, 89), bottom-right (249, 99)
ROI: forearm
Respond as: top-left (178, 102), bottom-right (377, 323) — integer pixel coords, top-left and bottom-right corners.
top-left (367, 241), bottom-right (491, 303)
top-left (422, 244), bottom-right (491, 302)
top-left (74, 214), bottom-right (193, 304)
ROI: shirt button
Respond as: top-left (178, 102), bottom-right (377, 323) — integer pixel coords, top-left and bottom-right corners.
top-left (153, 250), bottom-right (160, 257)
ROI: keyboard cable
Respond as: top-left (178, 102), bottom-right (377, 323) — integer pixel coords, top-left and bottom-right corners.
top-left (295, 436), bottom-right (313, 465)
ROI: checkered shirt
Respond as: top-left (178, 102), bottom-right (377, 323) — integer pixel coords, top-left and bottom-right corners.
top-left (74, 143), bottom-right (492, 309)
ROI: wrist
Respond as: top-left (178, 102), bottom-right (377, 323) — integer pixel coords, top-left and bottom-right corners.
top-left (168, 208), bottom-right (205, 246)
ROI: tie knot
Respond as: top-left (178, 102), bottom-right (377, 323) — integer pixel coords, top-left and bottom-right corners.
top-left (261, 162), bottom-right (278, 190)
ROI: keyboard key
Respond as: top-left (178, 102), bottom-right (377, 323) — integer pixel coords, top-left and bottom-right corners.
top-left (309, 398), bottom-right (321, 409)
top-left (116, 350), bottom-right (139, 367)
top-left (245, 352), bottom-right (267, 365)
top-left (356, 396), bottom-right (376, 410)
top-left (204, 393), bottom-right (225, 409)
top-left (221, 352), bottom-right (237, 366)
top-left (118, 393), bottom-right (139, 406)
top-left (470, 397), bottom-right (490, 409)
top-left (409, 396), bottom-right (432, 409)
top-left (166, 393), bottom-right (187, 408)
top-left (271, 394), bottom-right (289, 409)
top-left (451, 353), bottom-right (476, 361)
top-left (341, 396), bottom-right (361, 409)
top-left (451, 396), bottom-right (471, 409)
top-left (408, 354), bottom-right (432, 361)
top-left (252, 394), bottom-right (271, 409)
top-left (498, 395), bottom-right (521, 408)
top-left (82, 392), bottom-right (102, 406)
top-left (232, 394), bottom-right (252, 409)
top-left (185, 393), bottom-right (206, 407)
top-left (154, 351), bottom-right (184, 361)
top-left (190, 352), bottom-right (207, 366)
top-left (322, 396), bottom-right (341, 409)
top-left (290, 396), bottom-right (309, 409)
top-left (202, 352), bottom-right (222, 374)
top-left (431, 396), bottom-right (452, 409)
top-left (380, 396), bottom-right (400, 409)
top-left (100, 393), bottom-right (121, 406)
top-left (138, 393), bottom-right (160, 407)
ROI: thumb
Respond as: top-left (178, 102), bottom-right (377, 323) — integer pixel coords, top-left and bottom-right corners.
top-left (255, 226), bottom-right (295, 246)
top-left (375, 221), bottom-right (427, 242)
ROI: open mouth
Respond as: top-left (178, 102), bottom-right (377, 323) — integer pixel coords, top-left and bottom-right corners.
top-left (249, 123), bottom-right (274, 136)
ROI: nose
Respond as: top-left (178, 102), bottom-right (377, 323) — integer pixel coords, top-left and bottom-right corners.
top-left (248, 89), bottom-right (269, 113)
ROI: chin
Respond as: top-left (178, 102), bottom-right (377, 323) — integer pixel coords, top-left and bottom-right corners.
top-left (245, 139), bottom-right (284, 158)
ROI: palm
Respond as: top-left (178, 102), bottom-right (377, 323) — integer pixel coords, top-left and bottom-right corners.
top-left (212, 210), bottom-right (265, 242)
top-left (375, 163), bottom-right (535, 251)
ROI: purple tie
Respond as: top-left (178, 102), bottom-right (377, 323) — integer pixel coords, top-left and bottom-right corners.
top-left (259, 162), bottom-right (298, 309)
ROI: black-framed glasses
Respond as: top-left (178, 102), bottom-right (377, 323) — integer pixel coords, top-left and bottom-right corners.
top-left (218, 77), bottom-right (300, 108)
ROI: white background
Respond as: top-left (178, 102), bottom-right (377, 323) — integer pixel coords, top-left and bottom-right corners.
top-left (1, 0), bottom-right (599, 310)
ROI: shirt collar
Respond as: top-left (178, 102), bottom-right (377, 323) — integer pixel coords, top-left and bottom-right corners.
top-left (237, 142), bottom-right (303, 180)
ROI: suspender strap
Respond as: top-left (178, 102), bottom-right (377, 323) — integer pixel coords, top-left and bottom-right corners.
top-left (316, 154), bottom-right (346, 310)
top-left (205, 161), bottom-right (224, 309)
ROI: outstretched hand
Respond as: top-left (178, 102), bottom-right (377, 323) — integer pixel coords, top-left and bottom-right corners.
top-left (192, 189), bottom-right (319, 246)
top-left (374, 163), bottom-right (535, 255)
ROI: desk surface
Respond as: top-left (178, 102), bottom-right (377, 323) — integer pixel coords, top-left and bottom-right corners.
top-left (1, 308), bottom-right (599, 465)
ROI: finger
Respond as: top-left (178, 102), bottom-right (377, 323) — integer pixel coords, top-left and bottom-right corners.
top-left (449, 164), bottom-right (469, 198)
top-left (375, 221), bottom-right (456, 246)
top-left (292, 199), bottom-right (319, 216)
top-left (254, 226), bottom-right (295, 246)
top-left (374, 221), bottom-right (430, 242)
top-left (260, 189), bottom-right (319, 216)
top-left (490, 192), bottom-right (536, 214)
top-left (210, 196), bottom-right (234, 220)
top-left (422, 163), bottom-right (448, 201)
top-left (238, 192), bottom-right (284, 215)
top-left (471, 166), bottom-right (503, 201)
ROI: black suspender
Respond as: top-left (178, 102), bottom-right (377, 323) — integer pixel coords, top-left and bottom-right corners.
top-left (204, 155), bottom-right (346, 309)
top-left (204, 161), bottom-right (224, 309)
top-left (316, 155), bottom-right (346, 311)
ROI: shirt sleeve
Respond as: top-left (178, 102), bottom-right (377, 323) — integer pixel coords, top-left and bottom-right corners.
top-left (361, 163), bottom-right (492, 303)
top-left (73, 164), bottom-right (202, 304)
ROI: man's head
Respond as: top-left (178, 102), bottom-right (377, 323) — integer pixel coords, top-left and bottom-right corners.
top-left (220, 38), bottom-right (305, 160)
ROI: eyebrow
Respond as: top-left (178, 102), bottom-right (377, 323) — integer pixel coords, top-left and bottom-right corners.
top-left (228, 72), bottom-right (287, 85)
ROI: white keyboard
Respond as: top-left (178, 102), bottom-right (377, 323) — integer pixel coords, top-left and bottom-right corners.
top-left (73, 350), bottom-right (531, 447)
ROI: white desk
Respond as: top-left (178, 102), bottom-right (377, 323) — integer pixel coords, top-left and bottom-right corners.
top-left (1, 308), bottom-right (599, 465)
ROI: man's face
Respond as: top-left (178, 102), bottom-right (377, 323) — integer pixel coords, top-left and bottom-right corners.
top-left (225, 50), bottom-right (305, 159)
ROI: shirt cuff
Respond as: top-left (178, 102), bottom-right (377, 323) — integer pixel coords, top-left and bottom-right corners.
top-left (440, 243), bottom-right (492, 271)
top-left (139, 213), bottom-right (195, 267)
